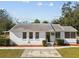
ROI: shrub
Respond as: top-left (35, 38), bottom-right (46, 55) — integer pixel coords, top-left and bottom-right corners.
top-left (77, 40), bottom-right (79, 44)
top-left (42, 40), bottom-right (47, 47)
top-left (0, 38), bottom-right (10, 46)
top-left (56, 39), bottom-right (64, 46)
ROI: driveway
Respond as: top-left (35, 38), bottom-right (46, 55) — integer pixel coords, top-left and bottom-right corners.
top-left (21, 48), bottom-right (62, 58)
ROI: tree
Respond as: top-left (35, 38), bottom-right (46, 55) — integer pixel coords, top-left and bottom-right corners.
top-left (52, 2), bottom-right (71, 24)
top-left (51, 19), bottom-right (60, 24)
top-left (61, 2), bottom-right (73, 26)
top-left (51, 1), bottom-right (79, 35)
top-left (33, 19), bottom-right (40, 23)
top-left (62, 2), bottom-right (72, 16)
top-left (52, 1), bottom-right (73, 26)
top-left (15, 19), bottom-right (28, 24)
top-left (0, 9), bottom-right (15, 34)
top-left (42, 20), bottom-right (49, 23)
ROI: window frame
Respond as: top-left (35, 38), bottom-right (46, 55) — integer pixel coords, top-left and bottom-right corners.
top-left (35, 32), bottom-right (39, 39)
top-left (65, 32), bottom-right (76, 38)
top-left (71, 32), bottom-right (76, 38)
top-left (23, 32), bottom-right (27, 39)
top-left (55, 32), bottom-right (60, 38)
top-left (29, 32), bottom-right (33, 39)
top-left (65, 32), bottom-right (70, 38)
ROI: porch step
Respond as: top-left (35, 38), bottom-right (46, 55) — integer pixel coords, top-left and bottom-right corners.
top-left (47, 42), bottom-right (54, 46)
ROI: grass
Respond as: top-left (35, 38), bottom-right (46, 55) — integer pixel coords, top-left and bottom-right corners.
top-left (0, 49), bottom-right (24, 58)
top-left (57, 47), bottom-right (79, 58)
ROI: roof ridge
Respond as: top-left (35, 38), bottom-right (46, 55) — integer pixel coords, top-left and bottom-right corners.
top-left (16, 23), bottom-right (51, 25)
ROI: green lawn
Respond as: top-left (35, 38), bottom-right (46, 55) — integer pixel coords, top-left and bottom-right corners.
top-left (0, 49), bottom-right (24, 58)
top-left (57, 47), bottom-right (79, 58)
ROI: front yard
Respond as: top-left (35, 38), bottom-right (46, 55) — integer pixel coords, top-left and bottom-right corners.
top-left (57, 47), bottom-right (79, 58)
top-left (0, 47), bottom-right (79, 58)
top-left (0, 49), bottom-right (24, 58)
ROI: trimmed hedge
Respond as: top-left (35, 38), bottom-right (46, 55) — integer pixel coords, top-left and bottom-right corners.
top-left (0, 38), bottom-right (10, 46)
top-left (56, 39), bottom-right (64, 46)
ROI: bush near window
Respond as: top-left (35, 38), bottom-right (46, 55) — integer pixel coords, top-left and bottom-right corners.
top-left (56, 39), bottom-right (64, 46)
top-left (42, 40), bottom-right (47, 47)
top-left (0, 38), bottom-right (10, 46)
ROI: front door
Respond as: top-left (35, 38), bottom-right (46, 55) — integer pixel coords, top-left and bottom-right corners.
top-left (46, 32), bottom-right (50, 42)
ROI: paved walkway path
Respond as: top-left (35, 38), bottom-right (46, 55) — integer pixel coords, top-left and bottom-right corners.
top-left (55, 46), bottom-right (79, 49)
top-left (0, 46), bottom-right (78, 49)
top-left (21, 48), bottom-right (62, 58)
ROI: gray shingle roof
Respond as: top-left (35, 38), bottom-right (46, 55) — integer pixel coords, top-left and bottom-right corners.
top-left (9, 24), bottom-right (77, 32)
top-left (62, 26), bottom-right (77, 32)
top-left (9, 23), bottom-right (54, 32)
top-left (51, 24), bottom-right (64, 32)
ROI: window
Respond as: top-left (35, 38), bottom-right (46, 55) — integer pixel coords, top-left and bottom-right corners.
top-left (65, 32), bottom-right (76, 38)
top-left (65, 32), bottom-right (70, 38)
top-left (56, 32), bottom-right (60, 38)
top-left (29, 32), bottom-right (33, 39)
top-left (23, 32), bottom-right (27, 39)
top-left (71, 32), bottom-right (76, 38)
top-left (35, 32), bottom-right (39, 39)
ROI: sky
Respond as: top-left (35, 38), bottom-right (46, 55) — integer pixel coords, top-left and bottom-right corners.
top-left (0, 1), bottom-right (76, 22)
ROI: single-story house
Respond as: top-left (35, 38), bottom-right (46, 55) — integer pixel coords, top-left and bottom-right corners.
top-left (8, 23), bottom-right (77, 46)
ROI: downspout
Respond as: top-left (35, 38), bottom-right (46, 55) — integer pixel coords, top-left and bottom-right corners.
top-left (50, 23), bottom-right (56, 46)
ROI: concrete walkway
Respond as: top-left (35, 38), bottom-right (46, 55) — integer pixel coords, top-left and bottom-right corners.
top-left (55, 46), bottom-right (79, 49)
top-left (0, 47), bottom-right (55, 49)
top-left (0, 46), bottom-right (78, 49)
top-left (21, 48), bottom-right (62, 58)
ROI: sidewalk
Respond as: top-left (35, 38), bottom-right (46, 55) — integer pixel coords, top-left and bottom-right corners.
top-left (55, 46), bottom-right (79, 49)
top-left (0, 46), bottom-right (78, 49)
top-left (0, 46), bottom-right (55, 49)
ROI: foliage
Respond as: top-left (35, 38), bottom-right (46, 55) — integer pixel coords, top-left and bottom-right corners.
top-left (42, 40), bottom-right (47, 47)
top-left (33, 19), bottom-right (40, 23)
top-left (42, 20), bottom-right (49, 23)
top-left (56, 39), bottom-right (64, 46)
top-left (0, 39), bottom-right (10, 46)
top-left (52, 2), bottom-right (79, 35)
top-left (0, 9), bottom-right (15, 34)
top-left (15, 19), bottom-right (28, 24)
